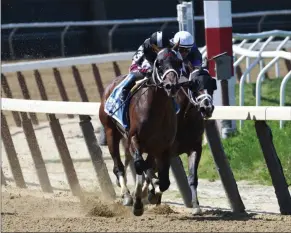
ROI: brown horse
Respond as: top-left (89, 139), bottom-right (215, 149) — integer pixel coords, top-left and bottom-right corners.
top-left (131, 66), bottom-right (216, 213)
top-left (99, 43), bottom-right (186, 216)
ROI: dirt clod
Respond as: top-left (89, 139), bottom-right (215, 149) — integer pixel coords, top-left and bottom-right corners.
top-left (81, 193), bottom-right (130, 218)
top-left (150, 204), bottom-right (176, 215)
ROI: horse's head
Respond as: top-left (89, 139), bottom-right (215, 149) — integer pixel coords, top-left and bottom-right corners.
top-left (188, 68), bottom-right (217, 119)
top-left (152, 41), bottom-right (183, 97)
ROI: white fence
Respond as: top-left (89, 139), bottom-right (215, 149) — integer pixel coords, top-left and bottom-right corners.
top-left (2, 98), bottom-right (291, 121)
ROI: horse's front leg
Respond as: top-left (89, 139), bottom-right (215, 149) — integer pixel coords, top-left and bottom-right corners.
top-left (106, 126), bottom-right (133, 206)
top-left (188, 142), bottom-right (202, 215)
top-left (130, 135), bottom-right (147, 216)
top-left (148, 152), bottom-right (171, 206)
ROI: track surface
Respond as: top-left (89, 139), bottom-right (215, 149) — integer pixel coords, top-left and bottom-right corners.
top-left (2, 185), bottom-right (291, 232)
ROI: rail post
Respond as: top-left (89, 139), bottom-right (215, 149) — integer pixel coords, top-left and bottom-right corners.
top-left (79, 115), bottom-right (116, 199)
top-left (53, 68), bottom-right (74, 119)
top-left (205, 120), bottom-right (245, 213)
top-left (17, 72), bottom-right (39, 125)
top-left (255, 121), bottom-right (291, 215)
top-left (1, 74), bottom-right (22, 127)
top-left (1, 112), bottom-right (26, 188)
top-left (20, 112), bottom-right (53, 193)
top-left (48, 114), bottom-right (83, 196)
top-left (170, 156), bottom-right (193, 208)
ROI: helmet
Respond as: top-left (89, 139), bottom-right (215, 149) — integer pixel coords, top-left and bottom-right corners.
top-left (149, 31), bottom-right (171, 49)
top-left (170, 31), bottom-right (195, 48)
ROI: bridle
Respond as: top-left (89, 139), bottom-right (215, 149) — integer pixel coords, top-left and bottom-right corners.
top-left (151, 59), bottom-right (180, 86)
top-left (180, 69), bottom-right (213, 109)
top-left (149, 49), bottom-right (182, 92)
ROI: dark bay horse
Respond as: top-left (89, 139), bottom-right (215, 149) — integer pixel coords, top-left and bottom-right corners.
top-left (172, 67), bottom-right (216, 214)
top-left (132, 65), bottom-right (216, 213)
top-left (99, 43), bottom-right (186, 216)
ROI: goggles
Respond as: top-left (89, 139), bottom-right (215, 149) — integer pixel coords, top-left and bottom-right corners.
top-left (179, 47), bottom-right (191, 54)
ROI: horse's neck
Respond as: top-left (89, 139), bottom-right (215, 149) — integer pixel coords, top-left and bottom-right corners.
top-left (146, 87), bottom-right (171, 107)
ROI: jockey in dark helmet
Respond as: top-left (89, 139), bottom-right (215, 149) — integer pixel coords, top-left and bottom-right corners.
top-left (170, 31), bottom-right (204, 75)
top-left (119, 31), bottom-right (172, 102)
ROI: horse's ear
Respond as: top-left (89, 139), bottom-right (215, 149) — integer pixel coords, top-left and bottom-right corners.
top-left (152, 44), bottom-right (160, 53)
top-left (172, 39), bottom-right (180, 52)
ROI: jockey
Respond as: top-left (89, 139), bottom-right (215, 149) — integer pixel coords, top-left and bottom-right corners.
top-left (169, 31), bottom-right (203, 75)
top-left (120, 31), bottom-right (172, 102)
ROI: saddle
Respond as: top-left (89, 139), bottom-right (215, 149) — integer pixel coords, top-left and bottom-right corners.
top-left (104, 75), bottom-right (180, 136)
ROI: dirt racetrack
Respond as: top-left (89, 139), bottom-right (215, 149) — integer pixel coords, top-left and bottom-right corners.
top-left (2, 116), bottom-right (291, 232)
top-left (2, 185), bottom-right (291, 232)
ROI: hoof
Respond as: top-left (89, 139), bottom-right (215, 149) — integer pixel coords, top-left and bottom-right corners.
top-left (133, 207), bottom-right (144, 216)
top-left (123, 194), bottom-right (133, 206)
top-left (148, 189), bottom-right (162, 205)
top-left (192, 207), bottom-right (202, 215)
top-left (133, 199), bottom-right (144, 216)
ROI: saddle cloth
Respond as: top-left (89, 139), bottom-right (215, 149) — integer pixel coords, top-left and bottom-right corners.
top-left (104, 76), bottom-right (180, 132)
top-left (104, 75), bottom-right (132, 130)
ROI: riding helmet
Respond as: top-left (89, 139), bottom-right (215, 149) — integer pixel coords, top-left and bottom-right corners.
top-left (170, 31), bottom-right (195, 48)
top-left (149, 31), bottom-right (171, 49)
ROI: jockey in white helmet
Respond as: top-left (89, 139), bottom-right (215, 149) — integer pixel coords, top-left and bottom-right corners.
top-left (170, 31), bottom-right (203, 74)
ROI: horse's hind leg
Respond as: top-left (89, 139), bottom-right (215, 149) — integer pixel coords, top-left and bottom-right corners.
top-left (188, 142), bottom-right (202, 215)
top-left (106, 126), bottom-right (133, 206)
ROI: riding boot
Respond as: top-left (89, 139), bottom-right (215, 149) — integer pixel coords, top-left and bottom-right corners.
top-left (120, 73), bottom-right (138, 102)
top-left (98, 125), bottom-right (107, 146)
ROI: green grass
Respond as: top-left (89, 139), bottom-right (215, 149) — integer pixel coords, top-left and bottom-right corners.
top-left (181, 77), bottom-right (291, 186)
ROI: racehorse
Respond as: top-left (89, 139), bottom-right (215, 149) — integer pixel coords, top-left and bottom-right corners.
top-left (122, 62), bottom-right (217, 214)
top-left (99, 42), bottom-right (187, 216)
top-left (170, 66), bottom-right (216, 214)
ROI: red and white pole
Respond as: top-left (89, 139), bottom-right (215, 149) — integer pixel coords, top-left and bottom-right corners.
top-left (204, 0), bottom-right (236, 135)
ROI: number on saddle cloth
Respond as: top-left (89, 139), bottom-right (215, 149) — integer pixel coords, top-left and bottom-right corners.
top-left (104, 75), bottom-right (134, 131)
